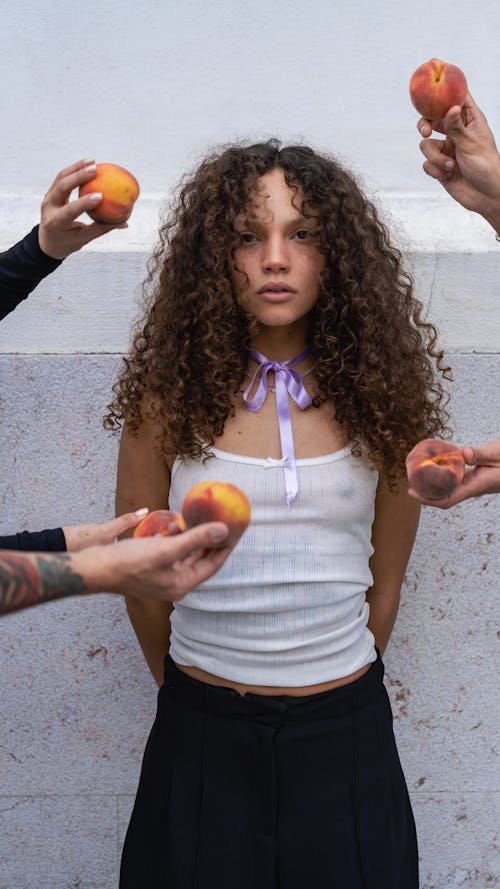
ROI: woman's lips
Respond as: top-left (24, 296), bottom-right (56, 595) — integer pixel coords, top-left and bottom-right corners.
top-left (257, 283), bottom-right (296, 302)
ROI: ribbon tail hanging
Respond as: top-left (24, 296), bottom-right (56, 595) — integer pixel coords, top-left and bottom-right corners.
top-left (274, 370), bottom-right (299, 505)
top-left (244, 347), bottom-right (313, 505)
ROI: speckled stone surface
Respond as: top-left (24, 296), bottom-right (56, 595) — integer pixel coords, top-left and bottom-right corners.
top-left (0, 794), bottom-right (119, 889)
top-left (0, 354), bottom-right (499, 887)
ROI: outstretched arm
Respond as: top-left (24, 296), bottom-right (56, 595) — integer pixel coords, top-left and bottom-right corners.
top-left (0, 507), bottom-right (150, 553)
top-left (0, 522), bottom-right (230, 616)
top-left (0, 226), bottom-right (62, 320)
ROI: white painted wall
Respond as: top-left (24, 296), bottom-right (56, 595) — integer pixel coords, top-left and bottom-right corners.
top-left (1, 0), bottom-right (499, 195)
top-left (0, 1), bottom-right (499, 886)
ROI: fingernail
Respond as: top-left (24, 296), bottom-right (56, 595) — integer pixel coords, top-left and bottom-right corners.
top-left (87, 192), bottom-right (102, 201)
top-left (134, 507), bottom-right (149, 517)
top-left (209, 526), bottom-right (227, 543)
top-left (444, 160), bottom-right (454, 170)
top-left (167, 521), bottom-right (181, 535)
top-left (82, 157), bottom-right (95, 165)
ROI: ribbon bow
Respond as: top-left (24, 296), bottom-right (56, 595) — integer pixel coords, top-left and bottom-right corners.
top-left (243, 346), bottom-right (312, 505)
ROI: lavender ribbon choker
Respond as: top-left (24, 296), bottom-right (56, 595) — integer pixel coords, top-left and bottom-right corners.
top-left (243, 346), bottom-right (313, 505)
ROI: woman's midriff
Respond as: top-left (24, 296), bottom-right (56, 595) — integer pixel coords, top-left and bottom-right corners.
top-left (174, 661), bottom-right (372, 697)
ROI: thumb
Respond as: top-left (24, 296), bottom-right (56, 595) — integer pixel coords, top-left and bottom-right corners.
top-left (462, 446), bottom-right (475, 465)
top-left (169, 522), bottom-right (230, 556)
top-left (443, 105), bottom-right (467, 141)
top-left (462, 441), bottom-right (500, 467)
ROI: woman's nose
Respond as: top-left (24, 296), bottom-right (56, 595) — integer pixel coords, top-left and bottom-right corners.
top-left (262, 236), bottom-right (291, 272)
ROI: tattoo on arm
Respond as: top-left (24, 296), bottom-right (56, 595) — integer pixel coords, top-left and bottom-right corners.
top-left (0, 551), bottom-right (89, 615)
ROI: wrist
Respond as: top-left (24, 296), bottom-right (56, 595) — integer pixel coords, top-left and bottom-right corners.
top-left (478, 162), bottom-right (500, 236)
top-left (37, 226), bottom-right (69, 261)
top-left (63, 526), bottom-right (88, 552)
top-left (71, 545), bottom-right (121, 595)
top-left (487, 214), bottom-right (500, 239)
top-left (479, 202), bottom-right (500, 239)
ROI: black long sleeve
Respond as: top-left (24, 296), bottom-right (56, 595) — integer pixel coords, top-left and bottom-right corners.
top-left (0, 225), bottom-right (63, 321)
top-left (0, 528), bottom-right (66, 551)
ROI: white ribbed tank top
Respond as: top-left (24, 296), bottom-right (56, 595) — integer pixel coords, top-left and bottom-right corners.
top-left (169, 445), bottom-right (378, 686)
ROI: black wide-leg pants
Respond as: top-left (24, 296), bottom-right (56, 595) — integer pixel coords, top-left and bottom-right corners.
top-left (120, 653), bottom-right (418, 888)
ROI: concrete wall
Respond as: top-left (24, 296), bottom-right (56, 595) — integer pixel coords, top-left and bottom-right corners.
top-left (1, 0), bottom-right (500, 197)
top-left (1, 1), bottom-right (499, 887)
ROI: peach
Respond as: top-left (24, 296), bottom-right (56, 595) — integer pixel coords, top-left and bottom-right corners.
top-left (133, 509), bottom-right (186, 538)
top-left (181, 481), bottom-right (251, 546)
top-left (409, 58), bottom-right (468, 120)
top-left (79, 162), bottom-right (140, 225)
top-left (406, 439), bottom-right (465, 500)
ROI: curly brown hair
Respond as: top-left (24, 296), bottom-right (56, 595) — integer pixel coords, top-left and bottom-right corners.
top-left (104, 139), bottom-right (450, 482)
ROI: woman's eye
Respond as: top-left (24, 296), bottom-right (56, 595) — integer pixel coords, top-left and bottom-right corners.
top-left (293, 229), bottom-right (314, 241)
top-left (238, 232), bottom-right (257, 245)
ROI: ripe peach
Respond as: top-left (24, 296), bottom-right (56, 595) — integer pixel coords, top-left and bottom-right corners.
top-left (181, 481), bottom-right (251, 546)
top-left (409, 58), bottom-right (468, 120)
top-left (79, 162), bottom-right (140, 225)
top-left (406, 439), bottom-right (465, 500)
top-left (133, 509), bottom-right (186, 538)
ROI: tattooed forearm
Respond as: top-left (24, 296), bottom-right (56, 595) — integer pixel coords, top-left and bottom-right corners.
top-left (0, 551), bottom-right (89, 615)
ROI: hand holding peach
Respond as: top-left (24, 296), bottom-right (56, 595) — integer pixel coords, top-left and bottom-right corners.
top-left (182, 481), bottom-right (251, 547)
top-left (79, 162), bottom-right (140, 225)
top-left (416, 90), bottom-right (500, 230)
top-left (37, 159), bottom-right (136, 259)
top-left (410, 59), bottom-right (468, 121)
top-left (408, 439), bottom-right (500, 509)
top-left (406, 438), bottom-right (465, 500)
top-left (133, 510), bottom-right (186, 538)
top-left (131, 482), bottom-right (251, 547)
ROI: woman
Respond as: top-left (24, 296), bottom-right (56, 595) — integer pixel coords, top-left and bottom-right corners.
top-left (106, 140), bottom-right (450, 888)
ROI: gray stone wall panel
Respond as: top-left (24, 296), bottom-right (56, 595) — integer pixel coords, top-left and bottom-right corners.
top-left (0, 354), bottom-right (498, 885)
top-left (0, 794), bottom-right (119, 889)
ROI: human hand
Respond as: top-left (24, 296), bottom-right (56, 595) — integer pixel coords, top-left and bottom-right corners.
top-left (417, 93), bottom-right (500, 227)
top-left (408, 439), bottom-right (500, 508)
top-left (63, 508), bottom-right (150, 552)
top-left (75, 521), bottom-right (232, 600)
top-left (38, 158), bottom-right (128, 260)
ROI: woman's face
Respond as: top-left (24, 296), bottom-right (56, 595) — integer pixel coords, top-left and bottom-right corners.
top-left (229, 168), bottom-right (325, 333)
